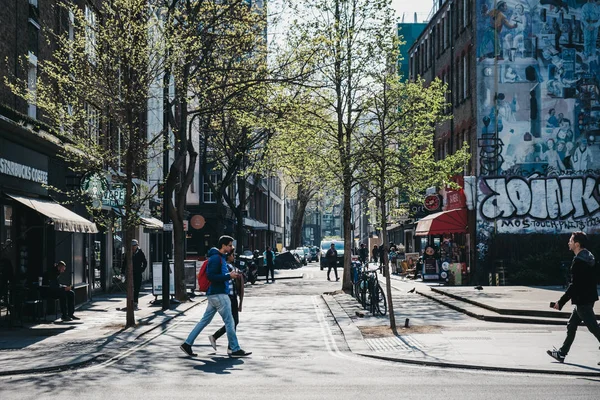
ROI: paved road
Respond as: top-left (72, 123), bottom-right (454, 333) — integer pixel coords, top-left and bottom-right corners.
top-left (1, 263), bottom-right (599, 399)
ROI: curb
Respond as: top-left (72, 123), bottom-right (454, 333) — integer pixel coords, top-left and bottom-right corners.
top-left (256, 274), bottom-right (304, 282)
top-left (0, 298), bottom-right (206, 377)
top-left (0, 354), bottom-right (106, 377)
top-left (356, 353), bottom-right (600, 377)
top-left (415, 289), bottom-right (567, 325)
top-left (323, 292), bottom-right (600, 377)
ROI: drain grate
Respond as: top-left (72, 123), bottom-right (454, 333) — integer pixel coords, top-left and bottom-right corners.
top-left (365, 336), bottom-right (423, 352)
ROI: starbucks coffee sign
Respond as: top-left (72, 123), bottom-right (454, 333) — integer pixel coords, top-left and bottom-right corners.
top-left (81, 173), bottom-right (137, 208)
top-left (0, 157), bottom-right (48, 184)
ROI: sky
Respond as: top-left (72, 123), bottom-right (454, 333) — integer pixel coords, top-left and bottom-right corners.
top-left (390, 0), bottom-right (436, 23)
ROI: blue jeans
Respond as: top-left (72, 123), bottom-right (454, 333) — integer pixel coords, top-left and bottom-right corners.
top-left (560, 303), bottom-right (600, 355)
top-left (185, 294), bottom-right (240, 352)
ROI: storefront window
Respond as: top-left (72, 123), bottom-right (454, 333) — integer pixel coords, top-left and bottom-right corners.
top-left (2, 205), bottom-right (12, 243)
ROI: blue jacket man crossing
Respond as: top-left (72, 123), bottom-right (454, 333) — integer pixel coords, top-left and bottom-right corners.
top-left (180, 235), bottom-right (251, 358)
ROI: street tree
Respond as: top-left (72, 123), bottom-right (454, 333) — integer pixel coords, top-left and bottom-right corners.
top-left (257, 85), bottom-right (337, 249)
top-left (281, 0), bottom-right (396, 292)
top-left (357, 61), bottom-right (470, 332)
top-left (159, 0), bottom-right (271, 299)
top-left (5, 0), bottom-right (168, 327)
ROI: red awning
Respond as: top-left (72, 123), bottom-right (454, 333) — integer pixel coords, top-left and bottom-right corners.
top-left (415, 209), bottom-right (467, 236)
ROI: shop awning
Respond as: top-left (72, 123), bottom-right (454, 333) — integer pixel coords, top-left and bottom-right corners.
top-left (415, 208), bottom-right (467, 236)
top-left (7, 194), bottom-right (98, 233)
top-left (141, 216), bottom-right (163, 230)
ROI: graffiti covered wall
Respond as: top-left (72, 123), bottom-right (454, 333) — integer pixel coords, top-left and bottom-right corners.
top-left (477, 0), bottom-right (600, 237)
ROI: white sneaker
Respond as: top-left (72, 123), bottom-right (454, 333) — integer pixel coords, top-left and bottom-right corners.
top-left (208, 335), bottom-right (217, 351)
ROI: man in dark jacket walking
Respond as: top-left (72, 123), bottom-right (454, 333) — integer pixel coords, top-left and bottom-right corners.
top-left (122, 239), bottom-right (147, 310)
top-left (326, 243), bottom-right (339, 281)
top-left (180, 235), bottom-right (251, 358)
top-left (547, 231), bottom-right (600, 363)
top-left (359, 243), bottom-right (368, 265)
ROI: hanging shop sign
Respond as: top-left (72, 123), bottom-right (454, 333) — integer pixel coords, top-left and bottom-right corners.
top-left (423, 194), bottom-right (442, 212)
top-left (81, 173), bottom-right (137, 208)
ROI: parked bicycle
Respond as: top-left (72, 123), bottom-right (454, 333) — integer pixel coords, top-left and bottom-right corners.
top-left (352, 261), bottom-right (386, 316)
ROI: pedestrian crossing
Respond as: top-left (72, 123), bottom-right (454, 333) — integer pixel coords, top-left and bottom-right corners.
top-left (365, 336), bottom-right (423, 352)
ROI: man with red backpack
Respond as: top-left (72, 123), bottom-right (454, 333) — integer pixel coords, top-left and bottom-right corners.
top-left (180, 236), bottom-right (251, 358)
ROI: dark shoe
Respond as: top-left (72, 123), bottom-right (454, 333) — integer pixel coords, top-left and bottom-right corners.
top-left (208, 335), bottom-right (217, 351)
top-left (546, 347), bottom-right (565, 363)
top-left (327, 277), bottom-right (331, 281)
top-left (336, 278), bottom-right (340, 281)
top-left (61, 317), bottom-right (72, 322)
top-left (70, 315), bottom-right (81, 320)
top-left (180, 342), bottom-right (197, 357)
top-left (229, 349), bottom-right (252, 357)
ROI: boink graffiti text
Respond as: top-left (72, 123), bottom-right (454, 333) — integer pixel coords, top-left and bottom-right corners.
top-left (480, 176), bottom-right (600, 220)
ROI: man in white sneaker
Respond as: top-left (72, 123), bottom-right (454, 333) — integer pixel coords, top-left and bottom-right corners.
top-left (180, 236), bottom-right (251, 358)
top-left (547, 231), bottom-right (600, 364)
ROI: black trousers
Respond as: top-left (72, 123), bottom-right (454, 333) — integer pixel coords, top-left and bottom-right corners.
top-left (51, 289), bottom-right (75, 318)
top-left (134, 274), bottom-right (142, 303)
top-left (327, 263), bottom-right (338, 280)
top-left (213, 294), bottom-right (239, 342)
top-left (265, 263), bottom-right (275, 282)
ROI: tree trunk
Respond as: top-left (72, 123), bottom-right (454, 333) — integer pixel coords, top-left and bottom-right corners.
top-left (342, 179), bottom-right (353, 293)
top-left (290, 198), bottom-right (308, 249)
top-left (235, 176), bottom-right (247, 253)
top-left (125, 123), bottom-right (135, 327)
top-left (380, 199), bottom-right (397, 335)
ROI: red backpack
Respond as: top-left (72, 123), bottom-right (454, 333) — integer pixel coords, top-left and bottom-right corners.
top-left (197, 259), bottom-right (210, 292)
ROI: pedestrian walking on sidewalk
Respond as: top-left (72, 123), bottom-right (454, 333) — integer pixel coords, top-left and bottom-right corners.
top-left (326, 243), bottom-right (339, 281)
top-left (45, 261), bottom-right (79, 322)
top-left (359, 243), bottom-right (368, 265)
top-left (121, 239), bottom-right (147, 310)
top-left (264, 246), bottom-right (275, 283)
top-left (180, 235), bottom-right (251, 358)
top-left (372, 245), bottom-right (379, 264)
top-left (208, 249), bottom-right (244, 351)
top-left (547, 231), bottom-right (600, 364)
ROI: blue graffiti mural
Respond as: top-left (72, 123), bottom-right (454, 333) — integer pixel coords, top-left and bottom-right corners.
top-left (477, 0), bottom-right (600, 234)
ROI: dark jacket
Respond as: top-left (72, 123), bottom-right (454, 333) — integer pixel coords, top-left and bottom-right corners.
top-left (45, 267), bottom-right (68, 295)
top-left (326, 248), bottom-right (338, 265)
top-left (122, 248), bottom-right (148, 276)
top-left (206, 247), bottom-right (232, 295)
top-left (359, 247), bottom-right (368, 262)
top-left (559, 248), bottom-right (598, 308)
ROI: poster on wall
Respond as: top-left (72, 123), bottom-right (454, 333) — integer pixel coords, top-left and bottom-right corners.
top-left (476, 0), bottom-right (600, 235)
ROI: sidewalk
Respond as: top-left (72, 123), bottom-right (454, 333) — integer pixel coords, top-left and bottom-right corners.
top-left (0, 269), bottom-right (304, 376)
top-left (0, 286), bottom-right (205, 376)
top-left (323, 277), bottom-right (600, 377)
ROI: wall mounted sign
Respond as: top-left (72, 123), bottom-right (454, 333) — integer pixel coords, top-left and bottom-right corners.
top-left (0, 157), bottom-right (48, 184)
top-left (423, 194), bottom-right (442, 212)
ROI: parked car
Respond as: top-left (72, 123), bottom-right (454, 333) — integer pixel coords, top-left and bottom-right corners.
top-left (290, 249), bottom-right (307, 266)
top-left (309, 246), bottom-right (319, 262)
top-left (296, 246), bottom-right (311, 262)
top-left (320, 240), bottom-right (344, 270)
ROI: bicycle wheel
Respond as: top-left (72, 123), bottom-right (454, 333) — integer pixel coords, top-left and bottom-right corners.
top-left (375, 284), bottom-right (387, 316)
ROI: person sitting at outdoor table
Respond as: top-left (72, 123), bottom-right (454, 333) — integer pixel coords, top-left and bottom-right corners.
top-left (45, 261), bottom-right (79, 322)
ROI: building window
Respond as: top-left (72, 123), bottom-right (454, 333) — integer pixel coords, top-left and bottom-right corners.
top-left (203, 173), bottom-right (221, 203)
top-left (27, 52), bottom-right (37, 119)
top-left (85, 103), bottom-right (100, 143)
top-left (463, 55), bottom-right (468, 100)
top-left (85, 5), bottom-right (97, 64)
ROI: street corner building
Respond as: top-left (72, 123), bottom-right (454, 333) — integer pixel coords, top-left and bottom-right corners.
top-left (408, 0), bottom-right (600, 285)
